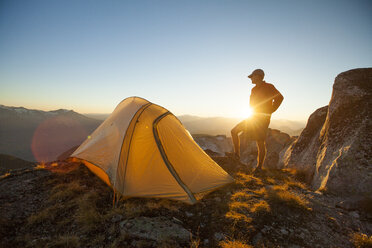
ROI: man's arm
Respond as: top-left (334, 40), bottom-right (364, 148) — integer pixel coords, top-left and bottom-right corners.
top-left (271, 86), bottom-right (284, 113)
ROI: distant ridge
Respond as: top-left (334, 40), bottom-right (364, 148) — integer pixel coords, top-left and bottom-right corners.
top-left (0, 105), bottom-right (102, 162)
top-left (85, 113), bottom-right (305, 136)
top-left (0, 154), bottom-right (36, 175)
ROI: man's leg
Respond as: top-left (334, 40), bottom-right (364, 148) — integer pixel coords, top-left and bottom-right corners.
top-left (255, 140), bottom-right (266, 170)
top-left (231, 121), bottom-right (245, 159)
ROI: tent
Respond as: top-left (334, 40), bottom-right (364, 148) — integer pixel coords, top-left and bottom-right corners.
top-left (71, 97), bottom-right (233, 204)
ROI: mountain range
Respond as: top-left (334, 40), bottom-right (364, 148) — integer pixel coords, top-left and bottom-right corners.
top-left (0, 105), bottom-right (304, 162)
top-left (85, 113), bottom-right (305, 136)
top-left (0, 105), bottom-right (101, 162)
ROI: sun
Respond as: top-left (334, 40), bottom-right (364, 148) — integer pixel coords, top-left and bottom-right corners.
top-left (239, 107), bottom-right (254, 119)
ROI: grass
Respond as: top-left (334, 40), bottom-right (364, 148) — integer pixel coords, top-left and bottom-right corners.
top-left (249, 200), bottom-right (271, 215)
top-left (27, 205), bottom-right (60, 226)
top-left (145, 199), bottom-right (181, 212)
top-left (75, 191), bottom-right (103, 233)
top-left (284, 167), bottom-right (314, 185)
top-left (48, 181), bottom-right (85, 203)
top-left (265, 185), bottom-right (311, 212)
top-left (350, 232), bottom-right (372, 248)
top-left (220, 240), bottom-right (253, 248)
top-left (48, 234), bottom-right (80, 248)
top-left (225, 210), bottom-right (253, 223)
top-left (7, 161), bottom-right (363, 248)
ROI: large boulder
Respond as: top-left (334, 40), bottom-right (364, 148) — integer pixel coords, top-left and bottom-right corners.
top-left (284, 68), bottom-right (372, 195)
top-left (281, 106), bottom-right (328, 176)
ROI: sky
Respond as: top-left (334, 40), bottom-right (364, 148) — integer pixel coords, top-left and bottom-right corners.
top-left (0, 0), bottom-right (371, 121)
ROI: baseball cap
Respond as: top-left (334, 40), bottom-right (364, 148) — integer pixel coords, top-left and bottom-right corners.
top-left (248, 69), bottom-right (265, 78)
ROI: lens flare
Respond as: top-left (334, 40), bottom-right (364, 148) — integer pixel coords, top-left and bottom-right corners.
top-left (31, 116), bottom-right (88, 162)
top-left (239, 107), bottom-right (254, 119)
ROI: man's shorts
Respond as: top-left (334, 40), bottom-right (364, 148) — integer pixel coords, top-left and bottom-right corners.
top-left (233, 114), bottom-right (271, 141)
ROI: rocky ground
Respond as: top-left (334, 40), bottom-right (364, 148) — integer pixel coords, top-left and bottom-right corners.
top-left (0, 158), bottom-right (371, 248)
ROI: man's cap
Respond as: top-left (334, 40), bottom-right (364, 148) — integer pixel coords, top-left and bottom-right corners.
top-left (248, 69), bottom-right (265, 78)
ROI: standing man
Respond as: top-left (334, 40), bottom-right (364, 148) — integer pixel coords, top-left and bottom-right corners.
top-left (231, 69), bottom-right (284, 172)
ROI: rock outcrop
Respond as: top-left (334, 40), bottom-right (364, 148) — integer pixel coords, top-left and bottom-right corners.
top-left (283, 68), bottom-right (372, 195)
top-left (193, 135), bottom-right (233, 156)
top-left (240, 128), bottom-right (294, 169)
top-left (281, 106), bottom-right (328, 179)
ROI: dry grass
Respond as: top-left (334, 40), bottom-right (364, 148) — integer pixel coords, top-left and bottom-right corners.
top-left (75, 191), bottom-right (103, 232)
top-left (231, 190), bottom-right (253, 201)
top-left (225, 210), bottom-right (252, 223)
top-left (235, 172), bottom-right (263, 187)
top-left (48, 181), bottom-right (84, 203)
top-left (220, 240), bottom-right (253, 248)
top-left (122, 201), bottom-right (148, 218)
top-left (286, 180), bottom-right (307, 190)
top-left (284, 167), bottom-right (314, 185)
top-left (251, 187), bottom-right (267, 197)
top-left (350, 232), bottom-right (372, 248)
top-left (249, 200), bottom-right (271, 215)
top-left (265, 185), bottom-right (311, 212)
top-left (49, 234), bottom-right (80, 248)
top-left (189, 234), bottom-right (200, 248)
top-left (27, 205), bottom-right (59, 226)
top-left (229, 201), bottom-right (250, 210)
top-left (145, 199), bottom-right (181, 212)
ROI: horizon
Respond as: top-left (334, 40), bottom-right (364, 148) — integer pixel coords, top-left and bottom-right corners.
top-left (1, 102), bottom-right (308, 123)
top-left (1, 0), bottom-right (371, 121)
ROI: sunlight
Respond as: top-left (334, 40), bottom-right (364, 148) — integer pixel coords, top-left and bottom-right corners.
top-left (239, 107), bottom-right (254, 119)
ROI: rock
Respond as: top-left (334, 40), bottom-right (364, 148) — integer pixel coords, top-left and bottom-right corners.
top-left (240, 128), bottom-right (293, 168)
top-left (203, 239), bottom-right (209, 245)
top-left (289, 245), bottom-right (302, 248)
top-left (111, 214), bottom-right (123, 223)
top-left (252, 232), bottom-right (263, 246)
top-left (214, 232), bottom-right (225, 241)
top-left (119, 220), bottom-right (129, 228)
top-left (281, 105), bottom-right (328, 179)
top-left (283, 68), bottom-right (372, 195)
top-left (280, 228), bottom-right (289, 235)
top-left (349, 211), bottom-right (360, 219)
top-left (261, 225), bottom-right (271, 234)
top-left (172, 217), bottom-right (183, 224)
top-left (185, 211), bottom-right (194, 217)
top-left (120, 216), bottom-right (191, 243)
top-left (193, 135), bottom-right (233, 156)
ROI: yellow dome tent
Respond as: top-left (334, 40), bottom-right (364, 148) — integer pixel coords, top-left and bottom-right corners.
top-left (71, 97), bottom-right (233, 204)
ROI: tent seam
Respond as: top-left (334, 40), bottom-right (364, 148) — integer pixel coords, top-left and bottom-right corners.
top-left (115, 102), bottom-right (152, 193)
top-left (153, 112), bottom-right (197, 204)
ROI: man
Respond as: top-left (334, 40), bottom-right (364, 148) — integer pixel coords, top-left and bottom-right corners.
top-left (231, 69), bottom-right (283, 172)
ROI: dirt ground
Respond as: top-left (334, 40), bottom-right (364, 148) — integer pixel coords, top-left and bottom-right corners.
top-left (0, 157), bottom-right (371, 248)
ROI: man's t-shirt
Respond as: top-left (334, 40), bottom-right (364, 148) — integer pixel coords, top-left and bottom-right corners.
top-left (250, 81), bottom-right (283, 115)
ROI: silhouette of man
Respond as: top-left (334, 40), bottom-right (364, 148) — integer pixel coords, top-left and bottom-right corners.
top-left (231, 69), bottom-right (283, 172)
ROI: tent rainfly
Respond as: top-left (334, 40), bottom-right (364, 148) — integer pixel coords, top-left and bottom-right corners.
top-left (71, 97), bottom-right (233, 204)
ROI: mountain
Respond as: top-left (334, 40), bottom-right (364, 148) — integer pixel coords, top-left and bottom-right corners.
top-left (178, 115), bottom-right (305, 137)
top-left (84, 113), bottom-right (110, 120)
top-left (0, 105), bottom-right (101, 162)
top-left (0, 154), bottom-right (36, 175)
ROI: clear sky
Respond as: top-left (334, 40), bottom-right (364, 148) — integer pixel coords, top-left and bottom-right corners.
top-left (1, 0), bottom-right (371, 121)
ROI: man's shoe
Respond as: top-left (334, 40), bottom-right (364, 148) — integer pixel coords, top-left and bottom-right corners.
top-left (226, 152), bottom-right (240, 161)
top-left (253, 166), bottom-right (263, 175)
